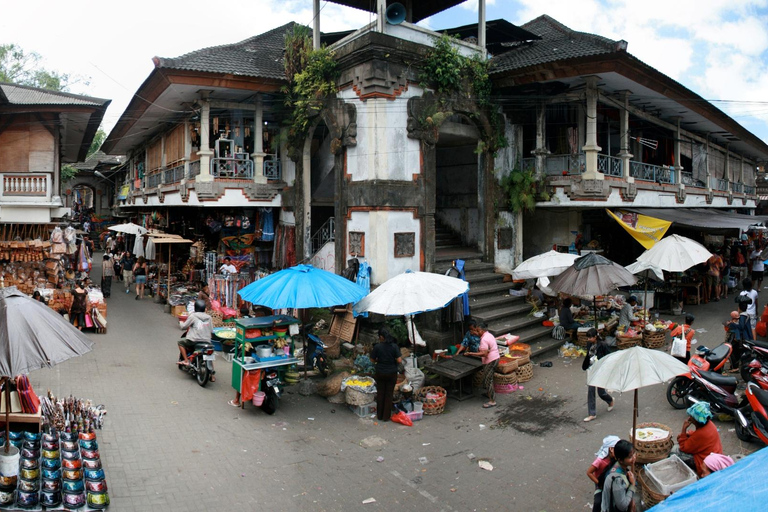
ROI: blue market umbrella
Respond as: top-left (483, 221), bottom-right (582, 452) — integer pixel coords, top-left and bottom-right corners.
top-left (237, 264), bottom-right (368, 309)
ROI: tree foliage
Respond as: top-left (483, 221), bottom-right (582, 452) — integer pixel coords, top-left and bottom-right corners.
top-left (88, 129), bottom-right (107, 159)
top-left (500, 168), bottom-right (550, 213)
top-left (0, 43), bottom-right (73, 91)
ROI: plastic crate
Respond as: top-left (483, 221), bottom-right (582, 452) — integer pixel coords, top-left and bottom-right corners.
top-left (349, 402), bottom-right (377, 418)
top-left (211, 340), bottom-right (223, 352)
top-left (406, 410), bottom-right (423, 422)
top-left (644, 454), bottom-right (697, 495)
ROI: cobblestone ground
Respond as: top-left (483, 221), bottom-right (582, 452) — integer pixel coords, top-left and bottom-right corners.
top-left (30, 261), bottom-right (760, 511)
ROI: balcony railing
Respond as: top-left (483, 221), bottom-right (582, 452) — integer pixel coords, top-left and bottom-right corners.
top-left (1, 173), bottom-right (50, 197)
top-left (630, 161), bottom-right (675, 184)
top-left (263, 157), bottom-right (281, 180)
top-left (188, 160), bottom-right (201, 179)
top-left (597, 154), bottom-right (623, 177)
top-left (730, 181), bottom-right (744, 193)
top-left (211, 156), bottom-right (253, 179)
top-left (544, 153), bottom-right (584, 175)
top-left (163, 163), bottom-right (185, 184)
top-left (146, 172), bottom-right (162, 188)
top-left (710, 177), bottom-right (729, 191)
top-left (680, 171), bottom-right (705, 187)
top-left (745, 185), bottom-right (756, 195)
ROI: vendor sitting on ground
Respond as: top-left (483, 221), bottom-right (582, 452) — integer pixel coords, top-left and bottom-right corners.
top-left (178, 299), bottom-right (215, 382)
top-left (618, 296), bottom-right (639, 329)
top-left (559, 298), bottom-right (581, 331)
top-left (455, 319), bottom-right (481, 355)
top-left (676, 401), bottom-right (723, 477)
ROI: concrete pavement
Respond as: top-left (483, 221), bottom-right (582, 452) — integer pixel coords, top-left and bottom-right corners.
top-left (29, 262), bottom-right (762, 511)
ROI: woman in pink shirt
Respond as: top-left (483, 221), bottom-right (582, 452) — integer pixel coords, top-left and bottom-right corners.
top-left (466, 320), bottom-right (500, 408)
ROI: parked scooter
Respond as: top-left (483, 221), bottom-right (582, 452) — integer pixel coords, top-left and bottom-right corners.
top-left (177, 337), bottom-right (216, 387)
top-left (741, 339), bottom-right (768, 383)
top-left (742, 358), bottom-right (768, 390)
top-left (735, 382), bottom-right (768, 444)
top-left (260, 369), bottom-right (282, 415)
top-left (666, 343), bottom-right (734, 410)
top-left (303, 325), bottom-right (329, 377)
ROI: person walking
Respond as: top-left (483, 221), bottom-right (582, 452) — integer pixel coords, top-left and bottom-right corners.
top-left (739, 278), bottom-right (759, 339)
top-left (69, 280), bottom-right (88, 331)
top-left (750, 243), bottom-right (765, 290)
top-left (122, 251), bottom-right (135, 294)
top-left (101, 253), bottom-right (114, 298)
top-left (370, 328), bottom-right (402, 422)
top-left (582, 328), bottom-right (614, 422)
top-left (133, 256), bottom-right (148, 300)
top-left (466, 320), bottom-right (500, 408)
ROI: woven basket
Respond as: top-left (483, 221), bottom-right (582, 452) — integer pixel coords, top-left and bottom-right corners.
top-left (616, 335), bottom-right (642, 350)
top-left (496, 358), bottom-right (519, 374)
top-left (345, 386), bottom-right (376, 406)
top-left (638, 468), bottom-right (669, 508)
top-left (515, 362), bottom-right (534, 383)
top-left (575, 332), bottom-right (589, 347)
top-left (493, 372), bottom-right (518, 385)
top-left (319, 334), bottom-right (341, 359)
top-left (416, 386), bottom-right (447, 415)
top-left (632, 422), bottom-right (674, 464)
top-left (507, 343), bottom-right (531, 356)
top-left (472, 371), bottom-right (484, 388)
top-left (494, 383), bottom-right (518, 394)
top-left (642, 330), bottom-right (666, 349)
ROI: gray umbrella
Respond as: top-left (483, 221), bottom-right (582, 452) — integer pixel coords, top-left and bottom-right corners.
top-left (0, 287), bottom-right (94, 452)
top-left (549, 253), bottom-right (637, 297)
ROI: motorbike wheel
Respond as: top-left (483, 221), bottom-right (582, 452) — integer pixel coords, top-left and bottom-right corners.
top-left (735, 410), bottom-right (755, 442)
top-left (196, 357), bottom-right (210, 387)
top-left (666, 376), bottom-right (691, 409)
top-left (314, 355), bottom-right (329, 378)
top-left (261, 389), bottom-right (279, 415)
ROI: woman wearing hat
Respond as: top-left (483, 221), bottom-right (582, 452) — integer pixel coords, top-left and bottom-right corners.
top-left (676, 401), bottom-right (723, 477)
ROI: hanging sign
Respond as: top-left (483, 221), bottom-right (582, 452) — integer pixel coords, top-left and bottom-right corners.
top-left (606, 209), bottom-right (671, 249)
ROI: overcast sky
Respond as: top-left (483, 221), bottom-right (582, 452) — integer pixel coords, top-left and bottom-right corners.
top-left (3, 0), bottom-right (768, 143)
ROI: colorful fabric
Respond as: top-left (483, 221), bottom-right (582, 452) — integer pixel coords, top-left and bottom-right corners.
top-left (704, 453), bottom-right (734, 472)
top-left (687, 401), bottom-right (713, 423)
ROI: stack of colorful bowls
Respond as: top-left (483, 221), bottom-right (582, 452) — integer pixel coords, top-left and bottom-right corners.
top-left (16, 432), bottom-right (42, 509)
top-left (80, 432), bottom-right (108, 509)
top-left (40, 431), bottom-right (62, 508)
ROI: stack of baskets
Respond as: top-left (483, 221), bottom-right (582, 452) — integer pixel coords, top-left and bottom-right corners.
top-left (516, 362), bottom-right (534, 382)
top-left (642, 330), bottom-right (666, 349)
top-left (415, 386), bottom-right (447, 415)
top-left (616, 334), bottom-right (642, 350)
top-left (632, 422), bottom-right (674, 464)
top-left (493, 371), bottom-right (518, 393)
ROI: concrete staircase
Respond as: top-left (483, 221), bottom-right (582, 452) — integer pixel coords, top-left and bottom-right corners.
top-left (433, 222), bottom-right (556, 356)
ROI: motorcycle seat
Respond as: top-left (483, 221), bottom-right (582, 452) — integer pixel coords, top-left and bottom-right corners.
top-left (698, 369), bottom-right (738, 388)
top-left (751, 339), bottom-right (768, 351)
top-left (705, 344), bottom-right (730, 365)
top-left (754, 385), bottom-right (768, 409)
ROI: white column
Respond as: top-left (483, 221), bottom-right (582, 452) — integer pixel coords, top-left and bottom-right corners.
top-left (181, 120), bottom-right (190, 185)
top-left (532, 102), bottom-right (549, 177)
top-left (252, 94), bottom-right (267, 184)
top-left (725, 144), bottom-right (731, 185)
top-left (617, 91), bottom-right (633, 180)
top-left (313, 0), bottom-right (321, 50)
top-left (478, 0), bottom-right (486, 57)
top-left (582, 76), bottom-right (603, 180)
top-left (377, 0), bottom-right (386, 33)
top-left (706, 135), bottom-right (712, 191)
top-left (196, 94), bottom-right (214, 182)
top-left (673, 117), bottom-right (683, 184)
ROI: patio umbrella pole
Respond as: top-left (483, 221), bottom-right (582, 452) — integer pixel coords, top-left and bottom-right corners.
top-left (408, 316), bottom-right (416, 368)
top-left (3, 378), bottom-right (9, 454)
top-left (632, 389), bottom-right (639, 450)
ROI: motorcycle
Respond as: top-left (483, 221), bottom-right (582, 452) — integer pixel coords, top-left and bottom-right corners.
top-left (260, 369), bottom-right (282, 415)
top-left (666, 343), bottom-right (735, 410)
top-left (177, 337), bottom-right (216, 387)
top-left (304, 326), bottom-right (329, 377)
top-left (735, 382), bottom-right (768, 444)
top-left (740, 339), bottom-right (768, 383)
top-left (742, 358), bottom-right (768, 390)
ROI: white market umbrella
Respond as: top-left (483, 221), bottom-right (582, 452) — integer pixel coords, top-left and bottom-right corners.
top-left (512, 250), bottom-right (579, 280)
top-left (625, 260), bottom-right (664, 314)
top-left (108, 222), bottom-right (147, 236)
top-left (353, 271), bottom-right (469, 366)
top-left (636, 234), bottom-right (712, 272)
top-left (587, 346), bottom-right (689, 450)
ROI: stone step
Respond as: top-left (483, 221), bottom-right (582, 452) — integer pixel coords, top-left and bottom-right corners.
top-left (468, 281), bottom-right (514, 298)
top-left (471, 302), bottom-right (531, 323)
top-left (465, 272), bottom-right (503, 286)
top-left (485, 314), bottom-right (543, 336)
top-left (435, 243), bottom-right (464, 251)
top-left (435, 250), bottom-right (484, 263)
top-left (529, 337), bottom-right (565, 360)
top-left (469, 293), bottom-right (525, 313)
top-left (434, 261), bottom-right (496, 275)
top-left (490, 322), bottom-right (553, 347)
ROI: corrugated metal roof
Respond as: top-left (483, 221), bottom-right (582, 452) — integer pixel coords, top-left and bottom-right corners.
top-left (0, 82), bottom-right (107, 106)
top-left (154, 22), bottom-right (296, 81)
top-left (491, 15), bottom-right (619, 74)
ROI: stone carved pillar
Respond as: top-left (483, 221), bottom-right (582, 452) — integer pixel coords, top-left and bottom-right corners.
top-left (617, 91), bottom-right (633, 181)
top-left (582, 76), bottom-right (603, 180)
top-left (252, 94), bottom-right (267, 184)
top-left (532, 102), bottom-right (549, 177)
top-left (196, 94), bottom-right (214, 183)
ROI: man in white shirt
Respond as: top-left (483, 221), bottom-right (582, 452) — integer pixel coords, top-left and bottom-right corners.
top-left (750, 245), bottom-right (765, 290)
top-left (219, 256), bottom-right (237, 275)
top-left (739, 277), bottom-right (759, 339)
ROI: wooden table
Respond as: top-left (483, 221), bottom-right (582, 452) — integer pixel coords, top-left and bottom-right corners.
top-left (423, 355), bottom-right (485, 401)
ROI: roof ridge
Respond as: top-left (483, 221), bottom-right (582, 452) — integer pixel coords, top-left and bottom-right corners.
top-left (0, 81), bottom-right (109, 104)
top-left (521, 14), bottom-right (617, 48)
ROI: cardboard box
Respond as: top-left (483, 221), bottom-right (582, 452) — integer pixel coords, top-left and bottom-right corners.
top-left (171, 305), bottom-right (187, 317)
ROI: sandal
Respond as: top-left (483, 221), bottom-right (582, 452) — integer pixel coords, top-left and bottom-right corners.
top-left (227, 400), bottom-right (240, 407)
top-left (583, 415), bottom-right (597, 422)
top-left (607, 401), bottom-right (615, 412)
top-left (210, 375), bottom-right (216, 382)
top-left (482, 402), bottom-right (497, 409)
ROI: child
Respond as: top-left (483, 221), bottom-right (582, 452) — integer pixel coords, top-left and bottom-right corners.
top-left (586, 435), bottom-right (619, 512)
top-left (602, 440), bottom-right (638, 512)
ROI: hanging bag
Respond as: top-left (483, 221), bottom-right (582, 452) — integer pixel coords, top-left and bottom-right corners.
top-left (671, 326), bottom-right (687, 358)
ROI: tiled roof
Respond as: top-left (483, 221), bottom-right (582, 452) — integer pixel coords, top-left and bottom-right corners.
top-left (154, 22), bottom-right (297, 81)
top-left (72, 150), bottom-right (124, 171)
top-left (490, 15), bottom-right (619, 74)
top-left (0, 82), bottom-right (108, 106)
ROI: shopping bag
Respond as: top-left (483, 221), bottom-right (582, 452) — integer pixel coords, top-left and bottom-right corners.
top-left (671, 337), bottom-right (687, 358)
top-left (390, 411), bottom-right (413, 427)
top-left (94, 309), bottom-right (108, 329)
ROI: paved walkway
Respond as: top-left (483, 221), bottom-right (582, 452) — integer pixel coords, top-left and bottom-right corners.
top-left (29, 262), bottom-right (762, 511)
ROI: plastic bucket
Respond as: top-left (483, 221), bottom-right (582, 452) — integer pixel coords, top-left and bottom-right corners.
top-left (413, 402), bottom-right (423, 412)
top-left (0, 445), bottom-right (20, 477)
top-left (252, 392), bottom-right (266, 407)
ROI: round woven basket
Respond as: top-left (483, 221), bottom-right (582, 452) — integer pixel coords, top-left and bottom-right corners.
top-left (345, 386), bottom-right (376, 407)
top-left (575, 332), bottom-right (589, 347)
top-left (472, 371), bottom-right (484, 388)
top-left (496, 358), bottom-right (519, 374)
top-left (327, 391), bottom-right (346, 404)
top-left (638, 468), bottom-right (669, 508)
top-left (616, 335), bottom-right (642, 350)
top-left (493, 372), bottom-right (518, 385)
top-left (515, 362), bottom-right (534, 383)
top-left (632, 422), bottom-right (674, 464)
top-left (642, 331), bottom-right (666, 350)
top-left (320, 334), bottom-right (341, 359)
top-left (415, 386), bottom-right (447, 415)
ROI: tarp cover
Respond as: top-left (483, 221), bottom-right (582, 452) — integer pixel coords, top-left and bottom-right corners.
top-left (0, 287), bottom-right (94, 377)
top-left (628, 208), bottom-right (766, 230)
top-left (648, 447), bottom-right (768, 511)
